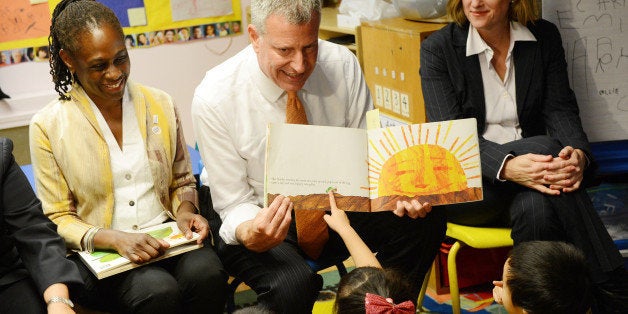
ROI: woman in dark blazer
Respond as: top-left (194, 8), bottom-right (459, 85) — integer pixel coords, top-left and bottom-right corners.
top-left (420, 0), bottom-right (626, 312)
top-left (0, 137), bottom-right (83, 313)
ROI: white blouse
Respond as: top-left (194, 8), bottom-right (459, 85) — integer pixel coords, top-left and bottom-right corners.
top-left (90, 88), bottom-right (168, 231)
top-left (466, 22), bottom-right (537, 145)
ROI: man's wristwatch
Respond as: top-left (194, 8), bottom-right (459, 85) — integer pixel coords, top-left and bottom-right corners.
top-left (47, 296), bottom-right (74, 308)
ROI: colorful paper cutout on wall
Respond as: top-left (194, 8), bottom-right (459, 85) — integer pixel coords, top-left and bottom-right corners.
top-left (97, 0), bottom-right (146, 27)
top-left (170, 0), bottom-right (233, 22)
top-left (0, 0), bottom-right (51, 43)
top-left (1, 0), bottom-right (241, 64)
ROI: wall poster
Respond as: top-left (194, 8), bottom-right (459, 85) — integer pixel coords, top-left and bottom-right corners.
top-left (1, 0), bottom-right (242, 67)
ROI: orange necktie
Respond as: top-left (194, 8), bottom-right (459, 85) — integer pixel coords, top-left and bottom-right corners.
top-left (286, 91), bottom-right (329, 260)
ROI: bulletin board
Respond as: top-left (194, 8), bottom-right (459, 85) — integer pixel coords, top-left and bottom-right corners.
top-left (542, 1), bottom-right (628, 142)
top-left (1, 0), bottom-right (242, 62)
top-left (0, 0), bottom-right (51, 51)
top-left (68, 0), bottom-right (243, 35)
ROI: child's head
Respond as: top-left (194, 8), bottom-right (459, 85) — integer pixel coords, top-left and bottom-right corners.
top-left (334, 267), bottom-right (415, 314)
top-left (495, 241), bottom-right (592, 314)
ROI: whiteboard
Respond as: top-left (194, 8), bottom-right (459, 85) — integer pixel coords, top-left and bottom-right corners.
top-left (542, 1), bottom-right (628, 142)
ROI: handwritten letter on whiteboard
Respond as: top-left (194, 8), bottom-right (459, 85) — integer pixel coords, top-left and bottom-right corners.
top-left (542, 1), bottom-right (628, 142)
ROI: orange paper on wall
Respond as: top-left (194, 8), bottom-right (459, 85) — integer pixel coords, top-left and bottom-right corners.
top-left (0, 0), bottom-right (51, 43)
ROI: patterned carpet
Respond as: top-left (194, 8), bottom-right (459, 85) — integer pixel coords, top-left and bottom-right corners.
top-left (232, 264), bottom-right (506, 314)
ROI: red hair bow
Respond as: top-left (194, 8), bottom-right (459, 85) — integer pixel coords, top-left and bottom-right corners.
top-left (364, 293), bottom-right (415, 314)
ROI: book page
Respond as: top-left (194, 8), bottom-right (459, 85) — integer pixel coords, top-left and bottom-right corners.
top-left (265, 123), bottom-right (370, 211)
top-left (366, 118), bottom-right (483, 211)
top-left (78, 221), bottom-right (201, 279)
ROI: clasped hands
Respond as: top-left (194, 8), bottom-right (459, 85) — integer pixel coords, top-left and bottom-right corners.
top-left (501, 146), bottom-right (587, 195)
top-left (236, 192), bottom-right (432, 252)
top-left (96, 201), bottom-right (209, 263)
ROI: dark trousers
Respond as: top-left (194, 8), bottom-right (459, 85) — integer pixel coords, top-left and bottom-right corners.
top-left (217, 208), bottom-right (447, 313)
top-left (0, 277), bottom-right (46, 314)
top-left (445, 136), bottom-right (624, 283)
top-left (70, 246), bottom-right (228, 314)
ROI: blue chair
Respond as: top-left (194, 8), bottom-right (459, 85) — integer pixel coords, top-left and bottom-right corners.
top-left (187, 144), bottom-right (203, 187)
top-left (20, 164), bottom-right (36, 192)
top-left (616, 239), bottom-right (628, 270)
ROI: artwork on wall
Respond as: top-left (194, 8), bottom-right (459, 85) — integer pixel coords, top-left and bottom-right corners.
top-left (171, 0), bottom-right (233, 21)
top-left (123, 21), bottom-right (243, 49)
top-left (0, 0), bottom-right (242, 67)
top-left (0, 46), bottom-right (49, 67)
top-left (542, 1), bottom-right (628, 142)
top-left (98, 0), bottom-right (147, 27)
top-left (0, 0), bottom-right (51, 44)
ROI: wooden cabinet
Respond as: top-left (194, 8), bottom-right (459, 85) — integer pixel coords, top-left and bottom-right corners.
top-left (359, 18), bottom-right (445, 124)
top-left (319, 7), bottom-right (361, 66)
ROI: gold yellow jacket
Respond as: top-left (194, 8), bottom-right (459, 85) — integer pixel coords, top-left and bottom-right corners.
top-left (29, 81), bottom-right (197, 250)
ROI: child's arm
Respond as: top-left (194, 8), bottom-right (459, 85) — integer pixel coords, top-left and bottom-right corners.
top-left (324, 191), bottom-right (381, 268)
top-left (492, 280), bottom-right (504, 305)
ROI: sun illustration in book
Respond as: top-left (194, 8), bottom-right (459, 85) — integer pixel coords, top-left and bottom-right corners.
top-left (366, 120), bottom-right (482, 211)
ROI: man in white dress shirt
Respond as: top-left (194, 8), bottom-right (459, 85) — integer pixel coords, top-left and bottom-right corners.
top-left (192, 1), bottom-right (447, 312)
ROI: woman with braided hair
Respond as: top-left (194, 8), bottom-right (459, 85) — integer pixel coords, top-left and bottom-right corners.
top-left (30, 0), bottom-right (227, 313)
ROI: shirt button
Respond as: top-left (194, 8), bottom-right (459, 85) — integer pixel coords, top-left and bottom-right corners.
top-left (132, 225), bottom-right (139, 230)
top-left (125, 173), bottom-right (132, 180)
top-left (129, 200), bottom-right (135, 206)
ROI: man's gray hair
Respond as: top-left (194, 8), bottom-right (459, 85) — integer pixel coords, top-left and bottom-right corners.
top-left (251, 0), bottom-right (322, 34)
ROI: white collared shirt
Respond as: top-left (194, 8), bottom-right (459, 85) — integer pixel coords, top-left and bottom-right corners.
top-left (192, 41), bottom-right (372, 244)
top-left (466, 22), bottom-right (536, 145)
top-left (90, 88), bottom-right (167, 231)
top-left (466, 22), bottom-right (537, 180)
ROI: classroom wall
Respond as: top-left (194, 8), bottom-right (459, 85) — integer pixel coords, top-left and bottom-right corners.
top-left (0, 0), bottom-right (252, 164)
top-left (0, 0), bottom-right (545, 165)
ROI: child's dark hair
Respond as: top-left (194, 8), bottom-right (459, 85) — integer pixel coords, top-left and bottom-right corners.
top-left (334, 267), bottom-right (414, 314)
top-left (507, 241), bottom-right (592, 314)
top-left (48, 0), bottom-right (123, 100)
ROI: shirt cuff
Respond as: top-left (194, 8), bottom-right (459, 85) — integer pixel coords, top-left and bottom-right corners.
top-left (219, 203), bottom-right (261, 245)
top-left (496, 154), bottom-right (515, 182)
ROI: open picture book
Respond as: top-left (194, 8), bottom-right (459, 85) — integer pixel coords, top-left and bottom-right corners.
top-left (264, 116), bottom-right (483, 212)
top-left (78, 221), bottom-right (202, 279)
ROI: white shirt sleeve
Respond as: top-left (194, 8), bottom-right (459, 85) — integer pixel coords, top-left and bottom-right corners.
top-left (191, 93), bottom-right (261, 245)
top-left (496, 154), bottom-right (514, 181)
